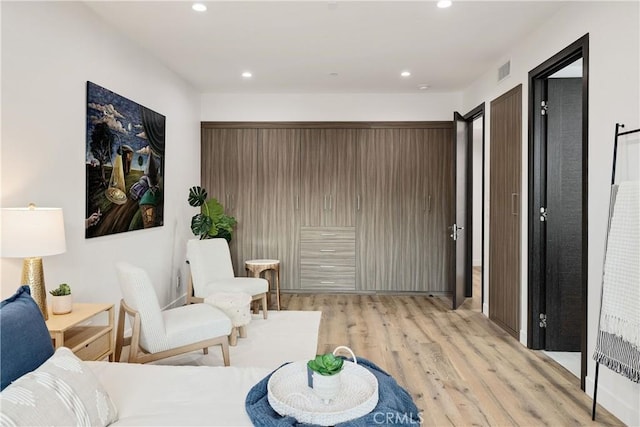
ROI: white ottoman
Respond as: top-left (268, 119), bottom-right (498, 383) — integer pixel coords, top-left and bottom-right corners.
top-left (204, 292), bottom-right (252, 346)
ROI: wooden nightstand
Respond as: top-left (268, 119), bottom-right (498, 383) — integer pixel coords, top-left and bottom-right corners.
top-left (45, 303), bottom-right (115, 362)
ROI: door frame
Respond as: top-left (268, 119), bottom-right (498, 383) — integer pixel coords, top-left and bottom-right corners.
top-left (527, 34), bottom-right (589, 390)
top-left (463, 104), bottom-right (485, 305)
top-left (452, 105), bottom-right (485, 308)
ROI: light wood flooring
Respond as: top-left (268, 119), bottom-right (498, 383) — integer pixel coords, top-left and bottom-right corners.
top-left (280, 271), bottom-right (621, 426)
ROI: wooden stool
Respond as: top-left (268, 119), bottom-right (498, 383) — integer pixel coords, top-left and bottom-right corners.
top-left (245, 259), bottom-right (281, 311)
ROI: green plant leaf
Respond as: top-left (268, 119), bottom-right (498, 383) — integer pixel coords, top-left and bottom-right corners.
top-left (191, 213), bottom-right (214, 238)
top-left (188, 186), bottom-right (207, 207)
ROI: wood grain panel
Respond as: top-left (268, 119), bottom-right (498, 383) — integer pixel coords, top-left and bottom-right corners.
top-left (423, 128), bottom-right (455, 293)
top-left (300, 129), bottom-right (356, 227)
top-left (202, 121), bottom-right (454, 130)
top-left (300, 227), bottom-right (355, 241)
top-left (201, 128), bottom-right (258, 275)
top-left (356, 129), bottom-right (403, 291)
top-left (300, 242), bottom-right (356, 265)
top-left (255, 129), bottom-right (300, 290)
top-left (489, 85), bottom-right (522, 338)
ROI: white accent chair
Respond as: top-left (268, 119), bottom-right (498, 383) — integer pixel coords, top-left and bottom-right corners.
top-left (114, 262), bottom-right (232, 365)
top-left (186, 239), bottom-right (270, 319)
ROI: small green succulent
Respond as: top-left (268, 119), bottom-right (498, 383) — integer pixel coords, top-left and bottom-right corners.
top-left (307, 353), bottom-right (344, 376)
top-left (49, 283), bottom-right (71, 296)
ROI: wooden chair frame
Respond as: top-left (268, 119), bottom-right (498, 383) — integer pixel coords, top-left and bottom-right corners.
top-left (187, 274), bottom-right (269, 319)
top-left (114, 299), bottom-right (230, 366)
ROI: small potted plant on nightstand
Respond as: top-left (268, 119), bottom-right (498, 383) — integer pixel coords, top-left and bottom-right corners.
top-left (49, 283), bottom-right (72, 315)
top-left (307, 352), bottom-right (344, 403)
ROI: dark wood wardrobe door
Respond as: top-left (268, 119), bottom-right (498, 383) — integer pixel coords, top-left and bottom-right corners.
top-left (489, 85), bottom-right (522, 338)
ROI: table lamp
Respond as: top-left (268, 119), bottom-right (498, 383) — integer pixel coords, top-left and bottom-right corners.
top-left (1, 204), bottom-right (66, 320)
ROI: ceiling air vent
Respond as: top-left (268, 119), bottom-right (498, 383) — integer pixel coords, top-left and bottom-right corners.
top-left (498, 60), bottom-right (511, 82)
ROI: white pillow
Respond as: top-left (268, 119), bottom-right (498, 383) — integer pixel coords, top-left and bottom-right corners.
top-left (0, 347), bottom-right (118, 426)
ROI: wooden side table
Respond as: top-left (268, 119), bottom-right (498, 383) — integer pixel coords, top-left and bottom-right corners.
top-left (245, 259), bottom-right (281, 311)
top-left (45, 303), bottom-right (115, 362)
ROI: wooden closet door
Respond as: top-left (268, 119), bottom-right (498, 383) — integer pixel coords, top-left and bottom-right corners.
top-left (423, 128), bottom-right (454, 293)
top-left (356, 129), bottom-right (403, 291)
top-left (201, 128), bottom-right (258, 275)
top-left (489, 85), bottom-right (522, 338)
top-left (256, 129), bottom-right (300, 290)
top-left (301, 129), bottom-right (356, 227)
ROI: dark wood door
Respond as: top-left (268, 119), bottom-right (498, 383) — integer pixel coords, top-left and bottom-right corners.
top-left (452, 113), bottom-right (468, 309)
top-left (489, 85), bottom-right (522, 338)
top-left (544, 78), bottom-right (583, 350)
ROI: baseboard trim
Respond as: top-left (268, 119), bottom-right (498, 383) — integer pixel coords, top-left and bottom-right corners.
top-left (585, 375), bottom-right (639, 426)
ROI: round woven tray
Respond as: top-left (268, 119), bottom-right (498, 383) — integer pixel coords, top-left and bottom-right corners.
top-left (267, 360), bottom-right (378, 426)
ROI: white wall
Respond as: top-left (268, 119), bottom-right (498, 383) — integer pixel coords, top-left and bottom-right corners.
top-left (461, 2), bottom-right (640, 424)
top-left (201, 92), bottom-right (461, 121)
top-left (0, 2), bottom-right (200, 309)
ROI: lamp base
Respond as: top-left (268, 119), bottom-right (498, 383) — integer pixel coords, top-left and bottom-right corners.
top-left (21, 257), bottom-right (48, 320)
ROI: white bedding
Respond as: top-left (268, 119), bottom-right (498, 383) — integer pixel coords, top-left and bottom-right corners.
top-left (87, 361), bottom-right (271, 426)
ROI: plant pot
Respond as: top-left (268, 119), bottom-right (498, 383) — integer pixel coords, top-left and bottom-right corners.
top-left (51, 295), bottom-right (72, 315)
top-left (310, 370), bottom-right (342, 404)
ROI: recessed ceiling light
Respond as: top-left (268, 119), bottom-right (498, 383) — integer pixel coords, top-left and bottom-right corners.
top-left (329, 72), bottom-right (339, 77)
top-left (418, 84), bottom-right (430, 90)
top-left (241, 71), bottom-right (252, 78)
top-left (437, 0), bottom-right (452, 8)
top-left (192, 3), bottom-right (207, 12)
top-left (401, 71), bottom-right (411, 78)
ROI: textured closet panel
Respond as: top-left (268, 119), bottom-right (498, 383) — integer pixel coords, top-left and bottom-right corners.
top-left (423, 128), bottom-right (455, 293)
top-left (356, 129), bottom-right (404, 291)
top-left (489, 85), bottom-right (522, 339)
top-left (201, 128), bottom-right (258, 275)
top-left (255, 129), bottom-right (300, 290)
top-left (356, 128), bottom-right (453, 292)
top-left (300, 129), bottom-right (356, 227)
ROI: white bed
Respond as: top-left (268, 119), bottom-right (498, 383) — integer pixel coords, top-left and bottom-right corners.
top-left (87, 361), bottom-right (271, 426)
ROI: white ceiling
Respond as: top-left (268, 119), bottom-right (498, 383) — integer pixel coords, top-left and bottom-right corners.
top-left (85, 1), bottom-right (568, 93)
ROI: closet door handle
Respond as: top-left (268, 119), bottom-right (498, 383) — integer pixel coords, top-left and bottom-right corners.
top-left (323, 195), bottom-right (327, 211)
top-left (357, 195), bottom-right (361, 211)
top-left (329, 194), bottom-right (333, 211)
top-left (428, 195), bottom-right (432, 213)
top-left (295, 195), bottom-right (299, 210)
top-left (511, 193), bottom-right (518, 216)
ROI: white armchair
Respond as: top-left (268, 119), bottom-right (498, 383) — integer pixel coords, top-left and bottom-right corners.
top-left (186, 239), bottom-right (269, 319)
top-left (114, 262), bottom-right (232, 365)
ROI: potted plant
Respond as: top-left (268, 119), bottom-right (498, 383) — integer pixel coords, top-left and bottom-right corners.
top-left (187, 186), bottom-right (237, 241)
top-left (307, 353), bottom-right (344, 403)
top-left (49, 283), bottom-right (72, 315)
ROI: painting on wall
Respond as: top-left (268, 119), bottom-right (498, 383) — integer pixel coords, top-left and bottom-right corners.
top-left (85, 81), bottom-right (166, 238)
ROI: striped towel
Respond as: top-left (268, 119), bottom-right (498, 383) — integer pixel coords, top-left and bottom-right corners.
top-left (594, 181), bottom-right (640, 383)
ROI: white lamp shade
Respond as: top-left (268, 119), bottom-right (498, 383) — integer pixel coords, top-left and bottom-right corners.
top-left (1, 207), bottom-right (66, 258)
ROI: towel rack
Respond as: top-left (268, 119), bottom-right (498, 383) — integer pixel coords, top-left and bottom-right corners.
top-left (592, 123), bottom-right (640, 421)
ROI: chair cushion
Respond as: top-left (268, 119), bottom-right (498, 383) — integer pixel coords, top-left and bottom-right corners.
top-left (201, 277), bottom-right (269, 297)
top-left (0, 347), bottom-right (118, 426)
top-left (163, 304), bottom-right (232, 350)
top-left (0, 286), bottom-right (54, 390)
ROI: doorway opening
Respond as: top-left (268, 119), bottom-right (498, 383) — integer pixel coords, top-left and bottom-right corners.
top-left (528, 34), bottom-right (589, 390)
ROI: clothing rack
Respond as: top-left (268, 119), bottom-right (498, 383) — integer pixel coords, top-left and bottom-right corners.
top-left (592, 123), bottom-right (640, 420)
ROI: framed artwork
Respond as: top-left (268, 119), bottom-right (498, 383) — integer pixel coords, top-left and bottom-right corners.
top-left (85, 81), bottom-right (165, 238)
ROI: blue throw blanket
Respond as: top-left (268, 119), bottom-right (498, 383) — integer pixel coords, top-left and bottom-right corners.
top-left (245, 358), bottom-right (421, 426)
